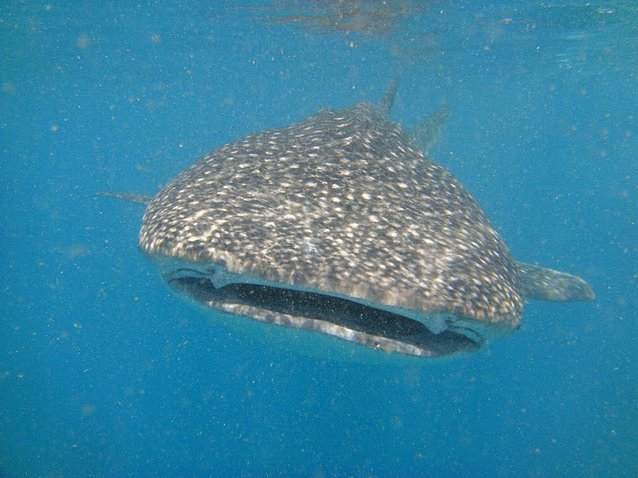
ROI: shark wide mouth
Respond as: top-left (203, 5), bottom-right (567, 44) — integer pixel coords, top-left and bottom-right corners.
top-left (167, 271), bottom-right (481, 358)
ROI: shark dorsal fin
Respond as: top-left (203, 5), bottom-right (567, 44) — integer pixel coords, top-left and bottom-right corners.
top-left (379, 77), bottom-right (400, 115)
top-left (410, 107), bottom-right (451, 155)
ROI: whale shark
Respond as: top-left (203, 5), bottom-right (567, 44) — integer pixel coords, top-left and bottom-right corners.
top-left (105, 82), bottom-right (594, 358)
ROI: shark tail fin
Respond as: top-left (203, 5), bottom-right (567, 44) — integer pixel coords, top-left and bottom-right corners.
top-left (516, 261), bottom-right (595, 302)
top-left (97, 191), bottom-right (152, 205)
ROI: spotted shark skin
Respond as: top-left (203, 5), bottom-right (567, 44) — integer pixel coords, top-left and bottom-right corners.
top-left (120, 86), bottom-right (594, 358)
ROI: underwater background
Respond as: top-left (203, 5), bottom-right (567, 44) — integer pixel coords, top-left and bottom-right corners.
top-left (1, 1), bottom-right (636, 477)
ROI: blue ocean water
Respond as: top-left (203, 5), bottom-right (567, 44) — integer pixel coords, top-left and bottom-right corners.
top-left (1, 1), bottom-right (636, 476)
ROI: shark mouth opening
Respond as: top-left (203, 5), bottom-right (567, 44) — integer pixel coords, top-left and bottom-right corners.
top-left (167, 273), bottom-right (481, 358)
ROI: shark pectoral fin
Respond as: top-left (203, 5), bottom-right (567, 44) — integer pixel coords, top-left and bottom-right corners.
top-left (97, 191), bottom-right (152, 205)
top-left (515, 261), bottom-right (595, 302)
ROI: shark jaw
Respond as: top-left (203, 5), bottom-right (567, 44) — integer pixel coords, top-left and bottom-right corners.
top-left (159, 259), bottom-right (495, 359)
